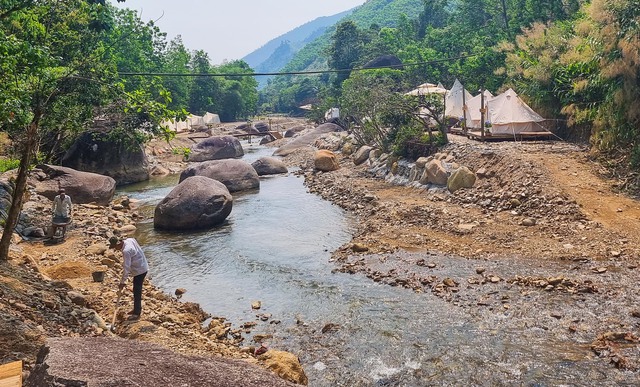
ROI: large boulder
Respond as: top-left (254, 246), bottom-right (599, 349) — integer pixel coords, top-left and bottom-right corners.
top-left (179, 159), bottom-right (260, 193)
top-left (420, 159), bottom-right (449, 186)
top-left (273, 123), bottom-right (342, 157)
top-left (188, 135), bottom-right (244, 162)
top-left (314, 150), bottom-right (339, 172)
top-left (62, 131), bottom-right (149, 186)
top-left (251, 157), bottom-right (288, 176)
top-left (154, 176), bottom-right (232, 231)
top-left (447, 166), bottom-right (477, 192)
top-left (32, 165), bottom-right (116, 205)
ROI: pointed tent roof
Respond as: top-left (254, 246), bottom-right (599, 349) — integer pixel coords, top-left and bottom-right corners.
top-left (445, 79), bottom-right (473, 118)
top-left (488, 88), bottom-right (544, 125)
top-left (203, 112), bottom-right (220, 125)
top-left (466, 90), bottom-right (494, 128)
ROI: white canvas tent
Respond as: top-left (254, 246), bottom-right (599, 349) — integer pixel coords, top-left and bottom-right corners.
top-left (465, 90), bottom-right (494, 129)
top-left (444, 79), bottom-right (473, 120)
top-left (203, 112), bottom-right (221, 125)
top-left (188, 114), bottom-right (207, 130)
top-left (487, 88), bottom-right (545, 134)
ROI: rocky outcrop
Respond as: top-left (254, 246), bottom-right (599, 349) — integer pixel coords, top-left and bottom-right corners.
top-left (251, 157), bottom-right (288, 176)
top-left (27, 337), bottom-right (298, 387)
top-left (31, 165), bottom-right (116, 205)
top-left (154, 176), bottom-right (232, 230)
top-left (314, 150), bottom-right (339, 172)
top-left (179, 159), bottom-right (260, 193)
top-left (188, 135), bottom-right (244, 162)
top-left (273, 123), bottom-right (342, 157)
top-left (421, 159), bottom-right (449, 185)
top-left (62, 130), bottom-right (149, 186)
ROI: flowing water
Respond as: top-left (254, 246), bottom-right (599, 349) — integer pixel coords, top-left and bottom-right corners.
top-left (118, 143), bottom-right (637, 386)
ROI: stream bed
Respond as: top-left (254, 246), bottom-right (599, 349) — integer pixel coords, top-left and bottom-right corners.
top-left (118, 143), bottom-right (637, 386)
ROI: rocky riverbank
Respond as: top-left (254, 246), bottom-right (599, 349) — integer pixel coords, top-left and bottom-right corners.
top-left (3, 119), bottom-right (640, 384)
top-left (301, 134), bottom-right (640, 377)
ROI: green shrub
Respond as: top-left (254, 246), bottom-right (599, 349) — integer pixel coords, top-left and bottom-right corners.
top-left (0, 158), bottom-right (20, 173)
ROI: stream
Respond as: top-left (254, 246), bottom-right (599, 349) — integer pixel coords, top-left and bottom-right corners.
top-left (117, 142), bottom-right (636, 386)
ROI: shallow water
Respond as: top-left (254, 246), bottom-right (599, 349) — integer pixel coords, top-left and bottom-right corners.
top-left (119, 143), bottom-right (638, 386)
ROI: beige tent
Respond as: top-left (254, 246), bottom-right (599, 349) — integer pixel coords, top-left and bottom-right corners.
top-left (444, 79), bottom-right (473, 120)
top-left (465, 90), bottom-right (494, 129)
top-left (187, 115), bottom-right (207, 130)
top-left (203, 112), bottom-right (221, 125)
top-left (487, 88), bottom-right (545, 134)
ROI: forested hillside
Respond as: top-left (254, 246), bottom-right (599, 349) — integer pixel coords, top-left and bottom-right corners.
top-left (259, 0), bottom-right (640, 190)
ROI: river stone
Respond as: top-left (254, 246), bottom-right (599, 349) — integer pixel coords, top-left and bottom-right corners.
top-left (447, 166), bottom-right (477, 192)
top-left (179, 159), bottom-right (260, 193)
top-left (32, 164), bottom-right (116, 205)
top-left (188, 135), bottom-right (244, 162)
top-left (314, 150), bottom-right (339, 172)
top-left (251, 157), bottom-right (288, 176)
top-left (154, 176), bottom-right (232, 231)
top-left (421, 159), bottom-right (448, 186)
top-left (273, 123), bottom-right (342, 157)
top-left (353, 145), bottom-right (373, 166)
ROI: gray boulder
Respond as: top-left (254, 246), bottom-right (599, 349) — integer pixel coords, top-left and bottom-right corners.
top-left (251, 157), bottom-right (288, 176)
top-left (189, 135), bottom-right (244, 162)
top-left (353, 145), bottom-right (374, 166)
top-left (62, 131), bottom-right (149, 186)
top-left (32, 165), bottom-right (116, 205)
top-left (273, 123), bottom-right (342, 157)
top-left (154, 176), bottom-right (233, 231)
top-left (180, 159), bottom-right (259, 193)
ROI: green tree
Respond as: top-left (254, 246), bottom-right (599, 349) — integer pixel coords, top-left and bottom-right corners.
top-left (0, 0), bottom-right (117, 260)
top-left (188, 50), bottom-right (221, 115)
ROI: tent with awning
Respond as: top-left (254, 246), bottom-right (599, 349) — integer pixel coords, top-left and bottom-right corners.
top-left (465, 90), bottom-right (494, 129)
top-left (444, 79), bottom-right (473, 121)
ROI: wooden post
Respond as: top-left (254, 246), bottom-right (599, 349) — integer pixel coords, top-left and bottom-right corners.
top-left (0, 360), bottom-right (22, 387)
top-left (461, 85), bottom-right (467, 135)
top-left (480, 89), bottom-right (486, 141)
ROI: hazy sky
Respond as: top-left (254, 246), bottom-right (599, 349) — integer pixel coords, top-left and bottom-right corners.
top-left (113, 0), bottom-right (367, 65)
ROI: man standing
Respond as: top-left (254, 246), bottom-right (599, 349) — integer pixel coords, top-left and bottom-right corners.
top-left (109, 236), bottom-right (149, 320)
top-left (51, 188), bottom-right (72, 237)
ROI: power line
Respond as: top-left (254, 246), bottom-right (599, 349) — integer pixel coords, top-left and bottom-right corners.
top-left (118, 54), bottom-right (477, 77)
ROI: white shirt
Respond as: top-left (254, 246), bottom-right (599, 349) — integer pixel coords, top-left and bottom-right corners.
top-left (120, 238), bottom-right (149, 285)
top-left (52, 194), bottom-right (72, 217)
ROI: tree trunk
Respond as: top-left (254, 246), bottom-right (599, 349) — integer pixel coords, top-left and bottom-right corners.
top-left (0, 120), bottom-right (39, 261)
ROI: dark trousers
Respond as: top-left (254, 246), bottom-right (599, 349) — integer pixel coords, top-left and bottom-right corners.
top-left (132, 272), bottom-right (147, 315)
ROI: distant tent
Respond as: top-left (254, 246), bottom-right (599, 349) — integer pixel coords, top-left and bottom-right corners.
top-left (160, 120), bottom-right (177, 132)
top-left (203, 112), bottom-right (221, 125)
top-left (298, 104), bottom-right (313, 111)
top-left (487, 88), bottom-right (545, 134)
top-left (175, 120), bottom-right (189, 133)
top-left (465, 90), bottom-right (494, 129)
top-left (444, 79), bottom-right (473, 121)
top-left (188, 115), bottom-right (207, 130)
top-left (406, 82), bottom-right (448, 96)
